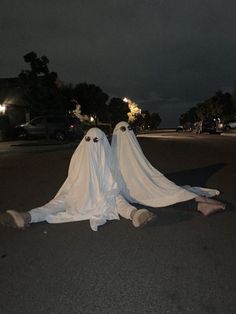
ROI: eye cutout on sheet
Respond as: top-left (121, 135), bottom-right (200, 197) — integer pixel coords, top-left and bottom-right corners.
top-left (119, 125), bottom-right (132, 132)
top-left (85, 136), bottom-right (99, 142)
top-left (120, 126), bottom-right (126, 132)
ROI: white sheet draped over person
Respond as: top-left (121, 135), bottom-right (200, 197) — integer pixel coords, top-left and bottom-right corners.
top-left (36, 127), bottom-right (120, 231)
top-left (5, 128), bottom-right (119, 231)
top-left (111, 121), bottom-right (226, 216)
top-left (1, 127), bottom-right (156, 230)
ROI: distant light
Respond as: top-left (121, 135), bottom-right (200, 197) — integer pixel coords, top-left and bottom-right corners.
top-left (0, 104), bottom-right (6, 114)
top-left (90, 116), bottom-right (95, 122)
top-left (123, 97), bottom-right (129, 103)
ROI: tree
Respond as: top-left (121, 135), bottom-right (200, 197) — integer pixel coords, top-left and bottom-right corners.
top-left (179, 106), bottom-right (198, 125)
top-left (23, 52), bottom-right (49, 75)
top-left (179, 91), bottom-right (235, 125)
top-left (129, 113), bottom-right (144, 133)
top-left (18, 51), bottom-right (63, 118)
top-left (142, 110), bottom-right (151, 130)
top-left (73, 83), bottom-right (109, 124)
top-left (108, 97), bottom-right (129, 127)
top-left (230, 81), bottom-right (236, 117)
top-left (149, 112), bottom-right (162, 129)
top-left (60, 83), bottom-right (78, 112)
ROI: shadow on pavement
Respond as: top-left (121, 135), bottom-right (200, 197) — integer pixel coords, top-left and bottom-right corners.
top-left (167, 162), bottom-right (227, 186)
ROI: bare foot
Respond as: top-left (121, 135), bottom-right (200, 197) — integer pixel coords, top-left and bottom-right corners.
top-left (197, 202), bottom-right (226, 216)
top-left (195, 196), bottom-right (225, 206)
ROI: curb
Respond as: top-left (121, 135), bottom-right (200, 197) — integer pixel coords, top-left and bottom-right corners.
top-left (0, 140), bottom-right (80, 154)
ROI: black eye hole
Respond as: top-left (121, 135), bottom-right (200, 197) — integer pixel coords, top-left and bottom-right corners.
top-left (120, 126), bottom-right (126, 132)
top-left (85, 136), bottom-right (91, 142)
top-left (93, 137), bottom-right (99, 142)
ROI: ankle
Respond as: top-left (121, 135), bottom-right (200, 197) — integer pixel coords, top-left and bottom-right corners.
top-left (22, 212), bottom-right (31, 225)
top-left (130, 209), bottom-right (137, 220)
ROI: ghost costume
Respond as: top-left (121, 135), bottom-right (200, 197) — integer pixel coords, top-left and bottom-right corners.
top-left (29, 128), bottom-right (125, 231)
top-left (111, 121), bottom-right (220, 208)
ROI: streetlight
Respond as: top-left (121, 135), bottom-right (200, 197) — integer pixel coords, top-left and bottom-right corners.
top-left (0, 104), bottom-right (6, 114)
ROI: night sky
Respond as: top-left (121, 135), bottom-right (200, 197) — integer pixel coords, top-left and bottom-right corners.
top-left (1, 0), bottom-right (236, 126)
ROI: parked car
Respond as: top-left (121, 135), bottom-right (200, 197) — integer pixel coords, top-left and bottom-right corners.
top-left (201, 118), bottom-right (224, 134)
top-left (15, 115), bottom-right (84, 141)
top-left (224, 119), bottom-right (236, 131)
top-left (176, 125), bottom-right (184, 132)
top-left (176, 123), bottom-right (192, 132)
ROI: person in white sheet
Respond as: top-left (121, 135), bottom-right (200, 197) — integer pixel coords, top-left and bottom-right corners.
top-left (111, 121), bottom-right (226, 216)
top-left (0, 128), bottom-right (155, 230)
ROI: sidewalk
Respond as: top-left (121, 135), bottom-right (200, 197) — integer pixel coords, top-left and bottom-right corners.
top-left (0, 139), bottom-right (80, 153)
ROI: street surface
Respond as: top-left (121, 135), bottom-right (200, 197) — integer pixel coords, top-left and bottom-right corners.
top-left (0, 132), bottom-right (236, 314)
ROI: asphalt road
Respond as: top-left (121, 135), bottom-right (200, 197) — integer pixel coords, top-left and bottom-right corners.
top-left (0, 133), bottom-right (236, 314)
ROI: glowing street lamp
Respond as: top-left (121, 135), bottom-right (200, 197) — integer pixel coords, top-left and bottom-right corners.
top-left (0, 104), bottom-right (6, 114)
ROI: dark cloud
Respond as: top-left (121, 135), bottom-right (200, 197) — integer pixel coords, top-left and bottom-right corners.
top-left (1, 0), bottom-right (236, 126)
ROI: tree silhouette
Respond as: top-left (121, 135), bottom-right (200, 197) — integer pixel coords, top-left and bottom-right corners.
top-left (73, 83), bottom-right (109, 124)
top-left (18, 51), bottom-right (63, 118)
top-left (108, 97), bottom-right (129, 127)
top-left (180, 91), bottom-right (235, 125)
